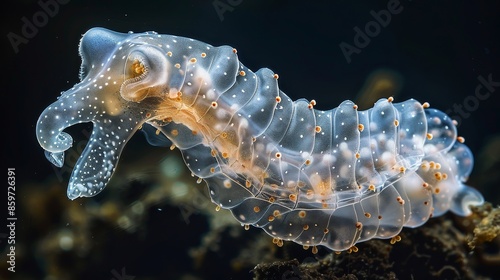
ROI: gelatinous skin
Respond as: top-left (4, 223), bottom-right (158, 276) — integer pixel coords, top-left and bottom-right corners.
top-left (36, 28), bottom-right (484, 251)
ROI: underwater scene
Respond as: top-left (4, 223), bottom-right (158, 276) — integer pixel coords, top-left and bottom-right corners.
top-left (3, 0), bottom-right (500, 279)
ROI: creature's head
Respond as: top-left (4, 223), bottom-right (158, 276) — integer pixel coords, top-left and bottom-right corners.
top-left (36, 27), bottom-right (238, 199)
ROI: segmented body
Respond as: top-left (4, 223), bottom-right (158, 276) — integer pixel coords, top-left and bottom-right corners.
top-left (36, 28), bottom-right (484, 251)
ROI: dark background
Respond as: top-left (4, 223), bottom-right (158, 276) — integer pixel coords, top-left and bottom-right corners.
top-left (3, 0), bottom-right (500, 279)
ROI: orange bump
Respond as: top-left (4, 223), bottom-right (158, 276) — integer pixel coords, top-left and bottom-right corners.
top-left (276, 239), bottom-right (284, 247)
top-left (355, 222), bottom-right (363, 230)
top-left (421, 162), bottom-right (429, 171)
top-left (312, 246), bottom-right (318, 254)
top-left (396, 196), bottom-right (405, 205)
top-left (308, 100), bottom-right (316, 109)
top-left (390, 235), bottom-right (401, 244)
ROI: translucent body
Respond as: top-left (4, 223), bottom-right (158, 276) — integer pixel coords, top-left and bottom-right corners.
top-left (36, 28), bottom-right (484, 251)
